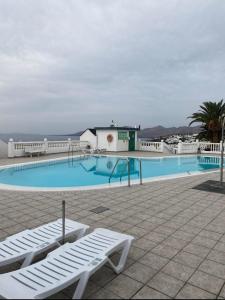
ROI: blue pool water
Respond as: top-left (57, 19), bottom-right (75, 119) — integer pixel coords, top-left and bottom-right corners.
top-left (0, 155), bottom-right (221, 189)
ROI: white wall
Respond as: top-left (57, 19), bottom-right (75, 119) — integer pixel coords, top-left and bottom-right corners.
top-left (80, 130), bottom-right (97, 149)
top-left (97, 130), bottom-right (118, 151)
top-left (0, 139), bottom-right (8, 158)
top-left (96, 130), bottom-right (138, 152)
top-left (117, 138), bottom-right (129, 151)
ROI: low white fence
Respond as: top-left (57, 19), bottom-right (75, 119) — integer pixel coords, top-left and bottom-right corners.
top-left (199, 142), bottom-right (221, 153)
top-left (139, 139), bottom-right (223, 155)
top-left (139, 141), bottom-right (164, 152)
top-left (8, 139), bottom-right (89, 158)
top-left (177, 141), bottom-right (223, 154)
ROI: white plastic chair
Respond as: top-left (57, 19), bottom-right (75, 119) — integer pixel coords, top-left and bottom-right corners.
top-left (0, 219), bottom-right (89, 268)
top-left (0, 228), bottom-right (134, 299)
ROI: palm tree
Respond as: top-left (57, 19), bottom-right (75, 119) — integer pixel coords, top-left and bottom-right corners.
top-left (188, 100), bottom-right (225, 143)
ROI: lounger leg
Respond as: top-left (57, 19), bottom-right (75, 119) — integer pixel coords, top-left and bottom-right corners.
top-left (107, 240), bottom-right (132, 274)
top-left (21, 252), bottom-right (35, 268)
top-left (73, 273), bottom-right (90, 300)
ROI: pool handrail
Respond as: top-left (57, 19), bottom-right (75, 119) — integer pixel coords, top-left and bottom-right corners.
top-left (109, 158), bottom-right (130, 187)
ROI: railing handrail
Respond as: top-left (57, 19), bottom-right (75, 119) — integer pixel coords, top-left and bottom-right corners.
top-left (109, 158), bottom-right (130, 185)
top-left (108, 159), bottom-right (121, 183)
top-left (119, 159), bottom-right (130, 182)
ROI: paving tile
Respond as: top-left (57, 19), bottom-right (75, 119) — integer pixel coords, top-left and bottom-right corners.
top-left (124, 262), bottom-right (157, 283)
top-left (139, 252), bottom-right (169, 270)
top-left (126, 226), bottom-right (149, 239)
top-left (91, 266), bottom-right (117, 287)
top-left (134, 238), bottom-right (157, 251)
top-left (144, 231), bottom-right (167, 243)
top-left (151, 243), bottom-right (179, 259)
top-left (162, 261), bottom-right (195, 282)
top-left (175, 284), bottom-right (216, 299)
top-left (207, 249), bottom-right (225, 265)
top-left (137, 221), bottom-right (158, 231)
top-left (184, 243), bottom-right (211, 258)
top-left (105, 274), bottom-right (143, 299)
top-left (219, 285), bottom-right (225, 299)
top-left (154, 225), bottom-right (177, 236)
top-left (163, 237), bottom-right (189, 250)
top-left (148, 272), bottom-right (185, 298)
top-left (87, 288), bottom-right (121, 299)
top-left (199, 259), bottom-right (225, 279)
top-left (132, 286), bottom-right (171, 299)
top-left (171, 230), bottom-right (195, 242)
top-left (198, 230), bottom-right (222, 241)
top-left (214, 242), bottom-right (225, 253)
top-left (173, 251), bottom-right (204, 269)
top-left (188, 270), bottom-right (224, 295)
top-left (192, 236), bottom-right (217, 249)
top-left (128, 246), bottom-right (147, 261)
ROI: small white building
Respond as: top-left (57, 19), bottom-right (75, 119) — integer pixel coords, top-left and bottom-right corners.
top-left (80, 126), bottom-right (140, 152)
top-left (80, 129), bottom-right (97, 149)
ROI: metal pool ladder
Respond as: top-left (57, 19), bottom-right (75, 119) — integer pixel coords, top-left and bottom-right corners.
top-left (109, 158), bottom-right (143, 187)
top-left (108, 158), bottom-right (130, 186)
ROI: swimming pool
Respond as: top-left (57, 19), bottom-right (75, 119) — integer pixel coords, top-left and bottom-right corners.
top-left (0, 155), bottom-right (221, 191)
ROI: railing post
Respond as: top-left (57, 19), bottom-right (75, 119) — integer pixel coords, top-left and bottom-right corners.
top-left (139, 159), bottom-right (143, 185)
top-left (68, 138), bottom-right (72, 149)
top-left (220, 141), bottom-right (223, 152)
top-left (62, 200), bottom-right (66, 245)
top-left (177, 141), bottom-right (182, 154)
top-left (8, 138), bottom-right (15, 158)
top-left (128, 159), bottom-right (131, 187)
top-left (161, 140), bottom-right (164, 153)
top-left (44, 138), bottom-right (48, 153)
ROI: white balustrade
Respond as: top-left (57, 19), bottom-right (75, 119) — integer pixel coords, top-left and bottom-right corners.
top-left (177, 141), bottom-right (222, 154)
top-left (199, 142), bottom-right (221, 153)
top-left (177, 142), bottom-right (198, 154)
top-left (139, 141), bottom-right (164, 152)
top-left (8, 139), bottom-right (89, 158)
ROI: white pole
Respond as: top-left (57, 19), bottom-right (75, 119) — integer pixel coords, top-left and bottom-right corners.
top-left (220, 117), bottom-right (225, 185)
top-left (62, 200), bottom-right (66, 245)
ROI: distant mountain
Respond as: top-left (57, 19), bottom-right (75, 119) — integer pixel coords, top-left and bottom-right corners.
top-left (71, 125), bottom-right (201, 139)
top-left (0, 126), bottom-right (201, 142)
top-left (68, 131), bottom-right (83, 137)
top-left (138, 125), bottom-right (201, 139)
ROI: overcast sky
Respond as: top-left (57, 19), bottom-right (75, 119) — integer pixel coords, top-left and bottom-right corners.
top-left (0, 0), bottom-right (224, 134)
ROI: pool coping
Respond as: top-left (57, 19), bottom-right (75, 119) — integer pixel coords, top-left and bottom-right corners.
top-left (0, 154), bottom-right (221, 192)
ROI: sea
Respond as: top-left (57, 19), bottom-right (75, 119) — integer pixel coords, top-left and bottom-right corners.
top-left (0, 134), bottom-right (80, 143)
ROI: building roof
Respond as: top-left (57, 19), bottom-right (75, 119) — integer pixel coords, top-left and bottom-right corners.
top-left (80, 128), bottom-right (96, 136)
top-left (94, 126), bottom-right (140, 131)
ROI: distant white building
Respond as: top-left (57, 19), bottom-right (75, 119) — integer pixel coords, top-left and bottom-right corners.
top-left (80, 129), bottom-right (97, 149)
top-left (80, 125), bottom-right (140, 152)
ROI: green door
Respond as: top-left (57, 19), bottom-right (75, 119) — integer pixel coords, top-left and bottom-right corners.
top-left (129, 131), bottom-right (135, 151)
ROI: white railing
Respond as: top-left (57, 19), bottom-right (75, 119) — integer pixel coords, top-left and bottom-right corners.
top-left (8, 139), bottom-right (89, 158)
top-left (177, 141), bottom-right (223, 154)
top-left (199, 142), bottom-right (221, 153)
top-left (177, 142), bottom-right (199, 154)
top-left (139, 141), bottom-right (164, 152)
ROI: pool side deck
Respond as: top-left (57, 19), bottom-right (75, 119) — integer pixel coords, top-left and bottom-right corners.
top-left (0, 153), bottom-right (225, 299)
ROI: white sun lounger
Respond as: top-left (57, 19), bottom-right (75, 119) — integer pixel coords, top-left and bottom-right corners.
top-left (0, 228), bottom-right (134, 299)
top-left (0, 219), bottom-right (89, 269)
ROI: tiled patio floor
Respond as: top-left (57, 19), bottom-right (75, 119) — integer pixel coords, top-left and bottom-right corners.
top-left (0, 154), bottom-right (225, 299)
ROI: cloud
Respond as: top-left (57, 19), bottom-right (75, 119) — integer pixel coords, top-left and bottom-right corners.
top-left (0, 0), bottom-right (224, 133)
